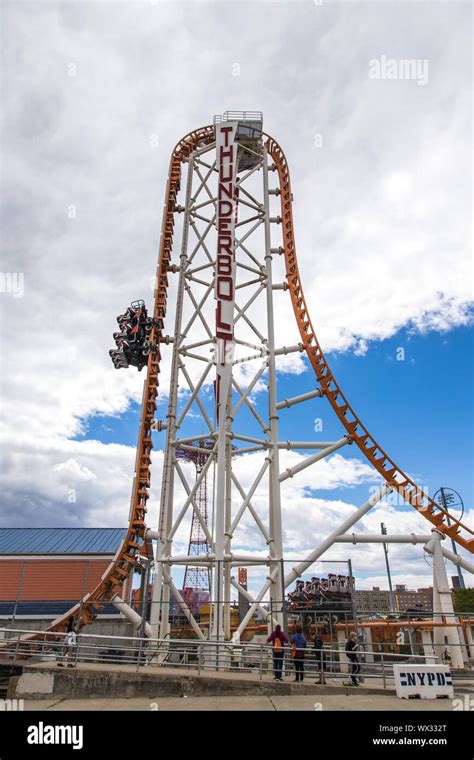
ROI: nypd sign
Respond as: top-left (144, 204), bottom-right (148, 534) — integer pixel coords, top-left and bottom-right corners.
top-left (393, 664), bottom-right (453, 699)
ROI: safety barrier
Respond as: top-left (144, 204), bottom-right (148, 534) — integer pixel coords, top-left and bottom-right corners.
top-left (2, 626), bottom-right (469, 692)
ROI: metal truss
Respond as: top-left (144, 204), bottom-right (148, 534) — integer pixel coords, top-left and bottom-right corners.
top-left (25, 116), bottom-right (470, 657)
top-left (149, 137), bottom-right (292, 640)
top-left (146, 120), bottom-right (472, 647)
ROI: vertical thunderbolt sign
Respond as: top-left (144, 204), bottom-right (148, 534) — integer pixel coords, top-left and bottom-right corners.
top-left (215, 123), bottom-right (237, 363)
top-left (213, 122), bottom-right (238, 636)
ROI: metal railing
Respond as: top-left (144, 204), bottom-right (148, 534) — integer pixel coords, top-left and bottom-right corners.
top-left (1, 627), bottom-right (465, 690)
top-left (214, 111), bottom-right (263, 124)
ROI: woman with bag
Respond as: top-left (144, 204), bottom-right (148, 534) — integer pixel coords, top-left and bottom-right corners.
top-left (267, 624), bottom-right (288, 682)
top-left (290, 624), bottom-right (307, 682)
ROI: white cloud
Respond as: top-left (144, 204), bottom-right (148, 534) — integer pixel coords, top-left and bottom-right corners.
top-left (52, 458), bottom-right (97, 481)
top-left (0, 2), bottom-right (472, 595)
top-left (1, 427), bottom-right (471, 590)
top-left (1, 1), bottom-right (472, 438)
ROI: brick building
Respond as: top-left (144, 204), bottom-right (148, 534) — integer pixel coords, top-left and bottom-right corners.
top-left (0, 528), bottom-right (128, 624)
top-left (355, 587), bottom-right (392, 613)
top-left (356, 585), bottom-right (435, 614)
top-left (394, 585), bottom-right (433, 613)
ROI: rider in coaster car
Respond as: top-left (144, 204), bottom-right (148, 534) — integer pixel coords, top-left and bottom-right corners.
top-left (111, 302), bottom-right (150, 370)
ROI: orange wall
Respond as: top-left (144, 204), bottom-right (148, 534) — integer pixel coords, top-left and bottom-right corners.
top-left (0, 560), bottom-right (110, 601)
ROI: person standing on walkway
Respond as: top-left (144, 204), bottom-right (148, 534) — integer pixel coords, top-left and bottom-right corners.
top-left (267, 624), bottom-right (288, 682)
top-left (313, 633), bottom-right (325, 684)
top-left (345, 631), bottom-right (361, 686)
top-left (290, 624), bottom-right (307, 682)
top-left (57, 617), bottom-right (78, 668)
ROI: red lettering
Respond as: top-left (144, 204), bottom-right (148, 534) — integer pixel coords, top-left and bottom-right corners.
top-left (216, 329), bottom-right (232, 339)
top-left (220, 126), bottom-right (233, 147)
top-left (216, 301), bottom-right (231, 331)
top-left (218, 181), bottom-right (233, 200)
top-left (218, 200), bottom-right (233, 217)
top-left (219, 146), bottom-right (233, 163)
top-left (218, 219), bottom-right (231, 233)
top-left (218, 235), bottom-right (232, 255)
top-left (220, 162), bottom-right (234, 183)
top-left (217, 256), bottom-right (232, 276)
top-left (217, 276), bottom-right (233, 300)
top-left (216, 125), bottom-right (235, 345)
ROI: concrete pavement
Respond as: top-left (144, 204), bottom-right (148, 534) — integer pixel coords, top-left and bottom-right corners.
top-left (21, 693), bottom-right (464, 711)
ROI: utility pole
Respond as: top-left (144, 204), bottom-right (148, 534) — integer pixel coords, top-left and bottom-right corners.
top-left (381, 523), bottom-right (396, 612)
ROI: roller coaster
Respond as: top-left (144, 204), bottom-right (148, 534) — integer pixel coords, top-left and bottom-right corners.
top-left (16, 111), bottom-right (473, 653)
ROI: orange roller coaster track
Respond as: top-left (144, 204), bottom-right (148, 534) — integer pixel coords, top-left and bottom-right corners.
top-left (265, 134), bottom-right (473, 553)
top-left (16, 123), bottom-right (473, 645)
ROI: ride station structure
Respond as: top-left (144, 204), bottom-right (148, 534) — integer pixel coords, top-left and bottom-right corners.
top-left (19, 111), bottom-right (473, 666)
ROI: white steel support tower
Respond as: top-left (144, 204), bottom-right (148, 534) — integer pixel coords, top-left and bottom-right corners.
top-left (144, 111), bottom-right (473, 652)
top-left (150, 113), bottom-right (288, 641)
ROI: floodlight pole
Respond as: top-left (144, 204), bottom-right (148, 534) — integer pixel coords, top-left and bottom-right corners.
top-left (381, 522), bottom-right (396, 612)
top-left (438, 487), bottom-right (465, 590)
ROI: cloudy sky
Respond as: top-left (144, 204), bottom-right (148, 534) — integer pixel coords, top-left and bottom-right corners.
top-left (1, 0), bottom-right (472, 597)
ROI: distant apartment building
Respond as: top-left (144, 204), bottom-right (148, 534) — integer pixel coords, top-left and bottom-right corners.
top-left (356, 585), bottom-right (434, 614)
top-left (394, 585), bottom-right (433, 613)
top-left (356, 587), bottom-right (391, 613)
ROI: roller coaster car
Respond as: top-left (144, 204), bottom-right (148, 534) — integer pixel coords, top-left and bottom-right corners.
top-left (110, 300), bottom-right (153, 371)
top-left (109, 349), bottom-right (129, 369)
top-left (111, 343), bottom-right (148, 372)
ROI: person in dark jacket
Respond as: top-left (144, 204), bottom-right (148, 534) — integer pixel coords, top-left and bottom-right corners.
top-left (313, 633), bottom-right (325, 684)
top-left (345, 631), bottom-right (360, 686)
top-left (290, 624), bottom-right (307, 682)
top-left (267, 624), bottom-right (288, 681)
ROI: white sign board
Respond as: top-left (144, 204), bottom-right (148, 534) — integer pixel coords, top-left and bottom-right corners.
top-left (214, 120), bottom-right (238, 423)
top-left (393, 664), bottom-right (453, 699)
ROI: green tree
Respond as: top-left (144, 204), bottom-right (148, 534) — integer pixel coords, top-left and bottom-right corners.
top-left (453, 587), bottom-right (474, 613)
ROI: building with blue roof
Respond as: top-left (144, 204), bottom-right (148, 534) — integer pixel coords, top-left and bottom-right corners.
top-left (0, 527), bottom-right (129, 626)
top-left (0, 527), bottom-right (127, 556)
